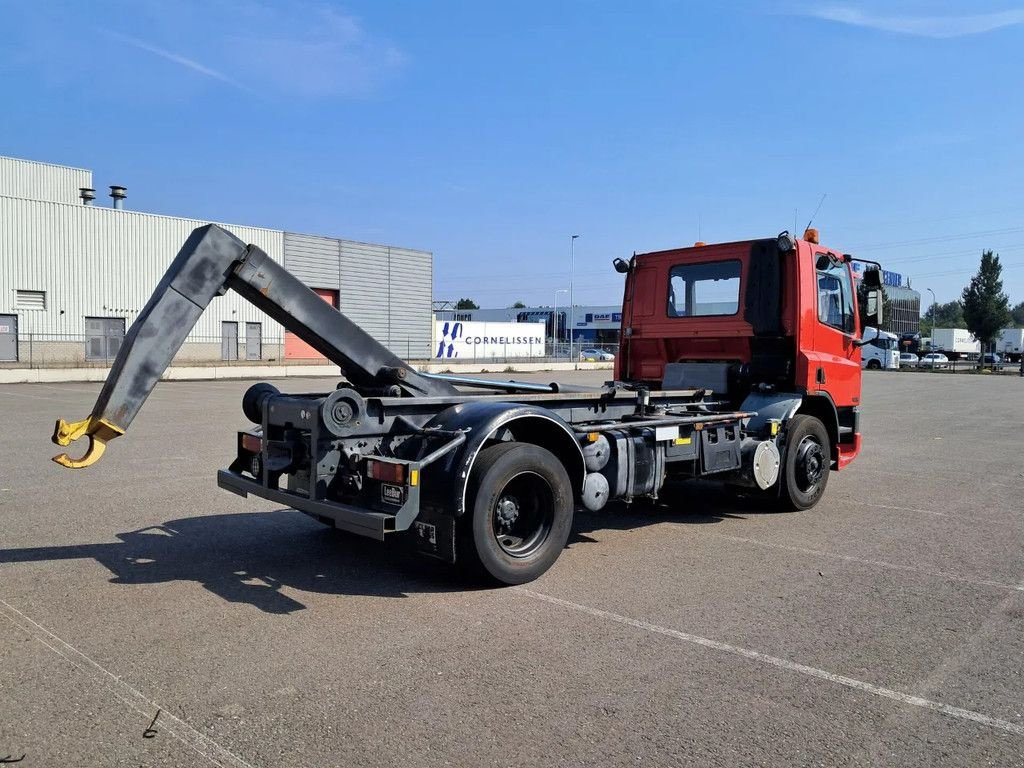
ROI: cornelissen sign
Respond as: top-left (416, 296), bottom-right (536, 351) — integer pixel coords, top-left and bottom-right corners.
top-left (434, 321), bottom-right (546, 359)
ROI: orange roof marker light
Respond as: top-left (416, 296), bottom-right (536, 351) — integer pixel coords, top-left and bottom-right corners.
top-left (694, 241), bottom-right (706, 247)
top-left (803, 228), bottom-right (819, 244)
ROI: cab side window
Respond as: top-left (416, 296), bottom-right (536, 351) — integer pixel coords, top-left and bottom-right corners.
top-left (816, 256), bottom-right (854, 334)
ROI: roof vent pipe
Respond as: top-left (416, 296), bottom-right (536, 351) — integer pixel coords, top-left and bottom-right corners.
top-left (109, 185), bottom-right (127, 209)
top-left (79, 188), bottom-right (96, 205)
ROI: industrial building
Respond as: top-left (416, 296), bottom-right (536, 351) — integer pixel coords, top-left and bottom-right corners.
top-left (851, 261), bottom-right (921, 335)
top-left (0, 156), bottom-right (433, 367)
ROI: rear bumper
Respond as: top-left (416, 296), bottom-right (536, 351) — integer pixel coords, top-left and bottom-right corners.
top-left (216, 469), bottom-right (395, 540)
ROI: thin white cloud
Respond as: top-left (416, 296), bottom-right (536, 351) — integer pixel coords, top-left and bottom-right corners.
top-left (99, 28), bottom-right (257, 94)
top-left (223, 5), bottom-right (406, 98)
top-left (808, 6), bottom-right (1024, 37)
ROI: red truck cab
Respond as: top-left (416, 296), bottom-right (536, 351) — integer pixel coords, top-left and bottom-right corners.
top-left (616, 229), bottom-right (882, 477)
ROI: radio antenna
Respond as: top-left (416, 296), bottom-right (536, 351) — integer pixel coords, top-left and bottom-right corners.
top-left (804, 193), bottom-right (827, 232)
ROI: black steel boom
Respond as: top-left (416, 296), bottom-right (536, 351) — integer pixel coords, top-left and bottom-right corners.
top-left (52, 224), bottom-right (457, 468)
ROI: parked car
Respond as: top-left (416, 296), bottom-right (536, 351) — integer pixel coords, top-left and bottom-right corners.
top-left (919, 353), bottom-right (949, 369)
top-left (579, 348), bottom-right (615, 361)
top-left (978, 352), bottom-right (1004, 370)
top-left (899, 352), bottom-right (919, 367)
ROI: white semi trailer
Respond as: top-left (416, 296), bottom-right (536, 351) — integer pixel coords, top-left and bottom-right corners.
top-left (998, 328), bottom-right (1024, 363)
top-left (931, 328), bottom-right (980, 360)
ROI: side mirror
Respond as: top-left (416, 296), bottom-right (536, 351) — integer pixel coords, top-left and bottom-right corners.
top-left (865, 288), bottom-right (883, 327)
top-left (612, 258), bottom-right (631, 274)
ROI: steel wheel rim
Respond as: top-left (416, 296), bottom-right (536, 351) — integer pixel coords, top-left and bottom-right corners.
top-left (491, 471), bottom-right (554, 558)
top-left (794, 436), bottom-right (825, 493)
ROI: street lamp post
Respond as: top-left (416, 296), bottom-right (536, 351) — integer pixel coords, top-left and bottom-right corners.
top-left (926, 288), bottom-right (937, 345)
top-left (569, 234), bottom-right (579, 362)
top-left (553, 288), bottom-right (568, 357)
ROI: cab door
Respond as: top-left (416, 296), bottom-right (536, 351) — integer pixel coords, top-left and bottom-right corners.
top-left (810, 252), bottom-right (861, 407)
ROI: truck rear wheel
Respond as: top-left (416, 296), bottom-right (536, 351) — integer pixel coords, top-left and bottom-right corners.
top-left (866, 359), bottom-right (881, 370)
top-left (461, 442), bottom-right (574, 585)
top-left (777, 415), bottom-right (830, 511)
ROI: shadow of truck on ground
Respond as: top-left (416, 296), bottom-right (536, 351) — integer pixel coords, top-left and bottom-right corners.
top-left (0, 482), bottom-right (752, 614)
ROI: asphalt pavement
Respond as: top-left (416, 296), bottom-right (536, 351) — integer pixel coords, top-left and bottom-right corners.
top-left (1, 370), bottom-right (1022, 767)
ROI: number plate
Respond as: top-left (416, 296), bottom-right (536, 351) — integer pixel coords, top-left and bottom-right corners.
top-left (380, 483), bottom-right (405, 505)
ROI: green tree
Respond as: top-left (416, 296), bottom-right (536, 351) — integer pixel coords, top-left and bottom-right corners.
top-left (511, 301), bottom-right (526, 308)
top-left (455, 298), bottom-right (479, 310)
top-left (919, 300), bottom-right (965, 335)
top-left (961, 250), bottom-right (1011, 348)
top-left (1011, 301), bottom-right (1024, 327)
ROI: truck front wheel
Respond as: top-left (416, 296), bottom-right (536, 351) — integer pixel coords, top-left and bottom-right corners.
top-left (778, 415), bottom-right (830, 511)
top-left (461, 442), bottom-right (574, 585)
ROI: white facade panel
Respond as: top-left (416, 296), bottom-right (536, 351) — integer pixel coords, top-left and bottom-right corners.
top-left (0, 196), bottom-right (285, 343)
top-left (0, 156), bottom-right (93, 205)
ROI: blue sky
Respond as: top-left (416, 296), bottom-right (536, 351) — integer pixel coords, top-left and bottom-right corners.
top-left (1, 1), bottom-right (1022, 309)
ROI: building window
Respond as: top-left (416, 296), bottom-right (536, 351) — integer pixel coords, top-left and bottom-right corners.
top-left (85, 317), bottom-right (125, 361)
top-left (15, 290), bottom-right (46, 310)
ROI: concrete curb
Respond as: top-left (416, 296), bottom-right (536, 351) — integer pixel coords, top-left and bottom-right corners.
top-left (0, 361), bottom-right (614, 384)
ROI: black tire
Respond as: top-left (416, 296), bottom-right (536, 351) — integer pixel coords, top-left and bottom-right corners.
top-left (460, 442), bottom-right (574, 585)
top-left (866, 359), bottom-right (881, 370)
top-left (777, 415), bottom-right (830, 511)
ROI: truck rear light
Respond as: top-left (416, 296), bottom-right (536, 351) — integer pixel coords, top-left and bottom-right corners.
top-left (366, 459), bottom-right (405, 484)
top-left (241, 433), bottom-right (263, 453)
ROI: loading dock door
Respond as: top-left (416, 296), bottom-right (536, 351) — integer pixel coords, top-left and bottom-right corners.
top-left (245, 323), bottom-right (262, 361)
top-left (0, 314), bottom-right (17, 362)
top-left (285, 289), bottom-right (339, 359)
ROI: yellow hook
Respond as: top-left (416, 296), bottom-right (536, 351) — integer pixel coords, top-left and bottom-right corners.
top-left (51, 417), bottom-right (124, 469)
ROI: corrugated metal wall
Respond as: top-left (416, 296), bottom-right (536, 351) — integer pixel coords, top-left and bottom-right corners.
top-left (0, 156), bottom-right (92, 205)
top-left (0, 196), bottom-right (284, 341)
top-left (284, 235), bottom-right (432, 357)
top-left (283, 232), bottom-right (341, 289)
top-left (386, 245), bottom-right (433, 358)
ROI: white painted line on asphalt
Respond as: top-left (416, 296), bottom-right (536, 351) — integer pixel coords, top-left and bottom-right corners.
top-left (710, 533), bottom-right (1024, 593)
top-left (31, 384), bottom-right (102, 396)
top-left (0, 599), bottom-right (257, 768)
top-left (856, 501), bottom-right (948, 517)
top-left (514, 588), bottom-right (1024, 738)
top-left (0, 388), bottom-right (62, 402)
top-left (857, 468), bottom-right (1023, 491)
top-left (854, 501), bottom-right (1013, 526)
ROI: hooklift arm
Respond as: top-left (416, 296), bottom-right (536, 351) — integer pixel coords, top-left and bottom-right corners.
top-left (52, 224), bottom-right (458, 468)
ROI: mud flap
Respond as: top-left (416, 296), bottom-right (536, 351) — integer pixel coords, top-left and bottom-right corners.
top-left (413, 507), bottom-right (457, 563)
